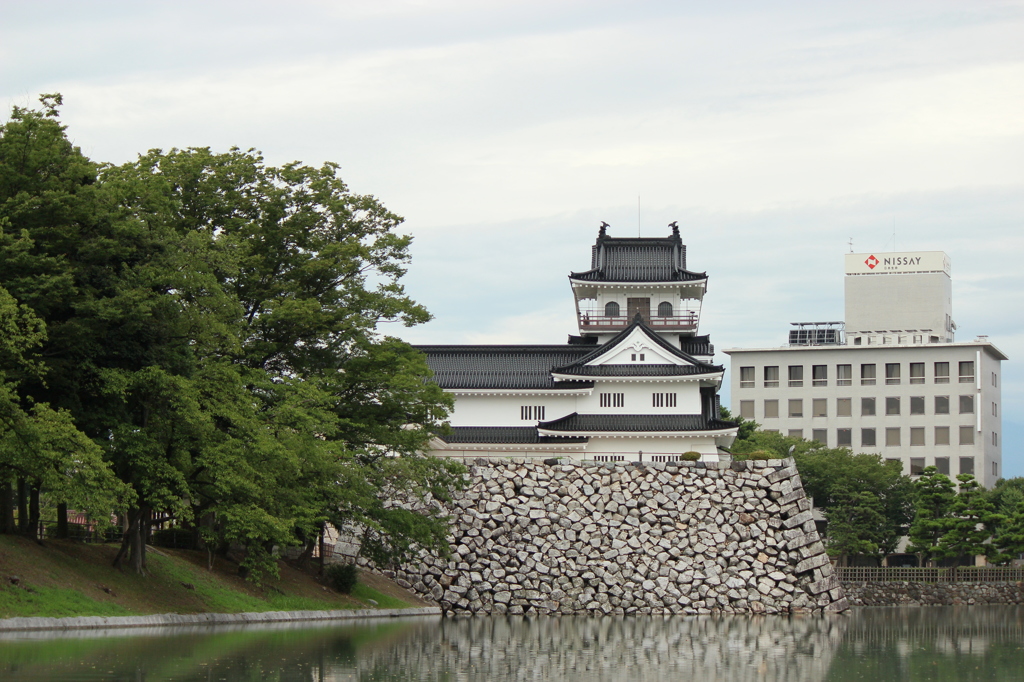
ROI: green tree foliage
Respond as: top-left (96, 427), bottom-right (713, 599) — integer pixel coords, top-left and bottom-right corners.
top-left (935, 474), bottom-right (1003, 565)
top-left (0, 97), bottom-right (462, 580)
top-left (992, 500), bottom-right (1024, 564)
top-left (906, 466), bottom-right (957, 565)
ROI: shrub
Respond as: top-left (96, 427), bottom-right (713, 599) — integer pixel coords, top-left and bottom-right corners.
top-left (680, 451), bottom-right (701, 461)
top-left (326, 563), bottom-right (359, 594)
top-left (745, 451), bottom-right (782, 460)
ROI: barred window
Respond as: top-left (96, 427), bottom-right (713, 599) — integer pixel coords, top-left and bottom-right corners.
top-left (652, 392), bottom-right (677, 408)
top-left (600, 393), bottom-right (625, 408)
top-left (520, 405), bottom-right (546, 420)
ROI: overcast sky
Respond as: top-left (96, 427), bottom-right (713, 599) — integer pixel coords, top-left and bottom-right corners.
top-left (4, 0), bottom-right (1022, 473)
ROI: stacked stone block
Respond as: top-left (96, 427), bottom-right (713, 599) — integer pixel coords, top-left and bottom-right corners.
top-left (389, 457), bottom-right (848, 615)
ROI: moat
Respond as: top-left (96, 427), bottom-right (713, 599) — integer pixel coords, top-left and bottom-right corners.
top-left (2, 607), bottom-right (1022, 681)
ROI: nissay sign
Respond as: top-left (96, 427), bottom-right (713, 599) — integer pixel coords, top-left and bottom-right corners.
top-left (845, 251), bottom-right (950, 276)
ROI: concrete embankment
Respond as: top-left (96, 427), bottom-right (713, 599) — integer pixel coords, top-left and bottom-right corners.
top-left (390, 457), bottom-right (848, 615)
top-left (0, 606), bottom-right (441, 632)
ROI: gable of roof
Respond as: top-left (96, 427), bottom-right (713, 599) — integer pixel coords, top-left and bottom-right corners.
top-left (551, 315), bottom-right (724, 374)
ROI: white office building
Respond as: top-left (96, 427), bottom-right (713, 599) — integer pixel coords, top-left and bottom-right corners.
top-left (725, 251), bottom-right (1006, 488)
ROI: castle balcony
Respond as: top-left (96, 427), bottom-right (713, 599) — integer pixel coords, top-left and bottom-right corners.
top-left (577, 311), bottom-right (699, 332)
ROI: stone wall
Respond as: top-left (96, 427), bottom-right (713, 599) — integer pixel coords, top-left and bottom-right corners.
top-left (389, 457), bottom-right (848, 615)
top-left (844, 581), bottom-right (1024, 606)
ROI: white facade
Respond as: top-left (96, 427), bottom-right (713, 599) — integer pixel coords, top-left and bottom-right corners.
top-left (725, 251), bottom-right (1006, 488)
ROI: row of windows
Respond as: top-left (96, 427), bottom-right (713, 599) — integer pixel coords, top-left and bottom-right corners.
top-left (739, 395), bottom-right (989, 419)
top-left (739, 361), bottom-right (979, 388)
top-left (652, 392), bottom-right (677, 407)
top-left (780, 426), bottom-right (983, 448)
top-left (603, 301), bottom-right (676, 317)
top-left (599, 393), bottom-right (626, 408)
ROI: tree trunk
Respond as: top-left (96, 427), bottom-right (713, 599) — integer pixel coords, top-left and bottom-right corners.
top-left (26, 483), bottom-right (41, 542)
top-left (113, 505), bottom-right (149, 575)
top-left (318, 524), bottom-right (326, 577)
top-left (56, 502), bottom-right (69, 539)
top-left (0, 480), bottom-right (14, 534)
top-left (16, 478), bottom-right (27, 534)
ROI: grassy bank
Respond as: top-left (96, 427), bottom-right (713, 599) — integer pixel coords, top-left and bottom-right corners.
top-left (0, 534), bottom-right (425, 619)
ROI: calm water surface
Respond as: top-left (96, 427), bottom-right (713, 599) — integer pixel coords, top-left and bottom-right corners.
top-left (1, 607), bottom-right (1022, 681)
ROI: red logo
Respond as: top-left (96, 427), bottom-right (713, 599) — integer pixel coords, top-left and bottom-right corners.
top-left (864, 255), bottom-right (879, 269)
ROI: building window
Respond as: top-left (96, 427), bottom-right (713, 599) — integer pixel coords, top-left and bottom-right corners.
top-left (935, 457), bottom-right (950, 475)
top-left (910, 458), bottom-right (926, 475)
top-left (993, 432), bottom-right (998, 446)
top-left (993, 461), bottom-right (999, 477)
top-left (837, 428), bottom-right (852, 446)
top-left (788, 429), bottom-right (803, 439)
top-left (992, 372), bottom-right (998, 387)
top-left (594, 455), bottom-right (625, 462)
top-left (604, 301), bottom-right (620, 317)
top-left (861, 428), bottom-right (876, 447)
top-left (934, 362), bottom-right (950, 384)
top-left (764, 366), bottom-right (779, 388)
top-left (835, 364), bottom-right (852, 386)
top-left (630, 353), bottom-right (646, 361)
top-left (600, 393), bottom-right (624, 408)
top-left (812, 429), bottom-right (827, 444)
top-left (935, 396), bottom-right (950, 415)
top-left (837, 398), bottom-right (852, 417)
top-left (862, 397), bottom-right (876, 416)
top-left (913, 334), bottom-right (923, 344)
top-left (886, 427), bottom-right (901, 446)
top-left (910, 427), bottom-right (925, 446)
top-left (764, 400), bottom-right (779, 418)
top-left (812, 398), bottom-right (827, 417)
top-left (959, 361), bottom-right (975, 384)
top-left (521, 406), bottom-right (545, 420)
top-left (935, 426), bottom-right (950, 445)
top-left (959, 395), bottom-right (974, 414)
top-left (812, 365), bottom-right (827, 387)
top-left (854, 337), bottom-right (862, 346)
top-left (652, 392), bottom-right (677, 407)
top-left (739, 400), bottom-right (754, 419)
top-left (910, 396), bottom-right (925, 415)
top-left (910, 363), bottom-right (925, 384)
top-left (657, 301), bottom-right (673, 316)
top-left (992, 402), bottom-right (998, 417)
top-left (788, 365), bottom-right (804, 387)
top-left (959, 426), bottom-right (974, 445)
top-left (788, 399), bottom-right (803, 418)
top-left (960, 456), bottom-right (975, 476)
top-left (861, 364), bottom-right (876, 385)
top-left (885, 363), bottom-right (901, 385)
top-left (886, 397), bottom-right (900, 416)
top-left (739, 366), bottom-right (754, 388)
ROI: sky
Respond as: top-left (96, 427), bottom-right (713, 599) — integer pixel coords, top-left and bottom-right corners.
top-left (3, 0), bottom-right (1023, 473)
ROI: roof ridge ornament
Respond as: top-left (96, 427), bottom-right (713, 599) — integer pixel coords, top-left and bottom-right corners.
top-left (599, 221), bottom-right (609, 238)
top-left (669, 221), bottom-right (680, 238)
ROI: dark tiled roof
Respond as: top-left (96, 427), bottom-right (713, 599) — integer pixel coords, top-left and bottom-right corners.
top-left (551, 364), bottom-right (720, 377)
top-left (570, 233), bottom-right (706, 283)
top-left (538, 413), bottom-right (737, 433)
top-left (416, 345), bottom-right (594, 390)
top-left (680, 335), bottom-right (714, 356)
top-left (438, 426), bottom-right (588, 444)
top-left (553, 316), bottom-right (724, 373)
top-left (567, 334), bottom-right (600, 345)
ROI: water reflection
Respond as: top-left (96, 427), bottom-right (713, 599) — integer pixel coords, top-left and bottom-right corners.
top-left (1, 608), bottom-right (1022, 681)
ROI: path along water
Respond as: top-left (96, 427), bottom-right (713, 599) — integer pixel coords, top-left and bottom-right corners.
top-left (1, 606), bottom-right (1022, 681)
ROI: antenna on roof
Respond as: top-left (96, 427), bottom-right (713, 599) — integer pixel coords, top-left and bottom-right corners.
top-left (848, 237), bottom-right (853, 253)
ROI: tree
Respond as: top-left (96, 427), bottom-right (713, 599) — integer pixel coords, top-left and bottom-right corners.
top-left (906, 466), bottom-right (957, 566)
top-left (824, 486), bottom-right (887, 566)
top-left (934, 474), bottom-right (1003, 565)
top-left (992, 500), bottom-right (1024, 565)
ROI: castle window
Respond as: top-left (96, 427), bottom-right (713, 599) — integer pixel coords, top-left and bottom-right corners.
top-left (520, 406), bottom-right (545, 420)
top-left (605, 301), bottom-right (620, 317)
top-left (652, 393), bottom-right (677, 408)
top-left (657, 301), bottom-right (673, 316)
top-left (600, 393), bottom-right (625, 408)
